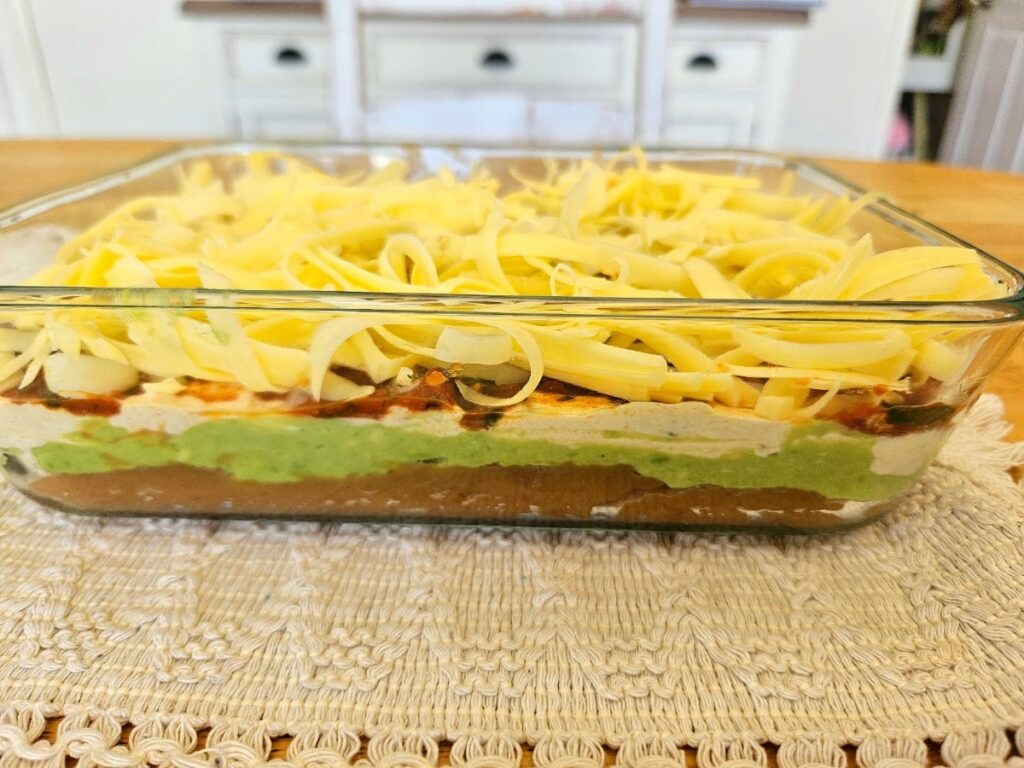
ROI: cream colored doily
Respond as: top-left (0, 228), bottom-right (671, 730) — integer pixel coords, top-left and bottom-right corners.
top-left (2, 395), bottom-right (1024, 768)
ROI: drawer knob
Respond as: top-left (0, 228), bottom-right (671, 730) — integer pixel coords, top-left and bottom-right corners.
top-left (480, 49), bottom-right (514, 70)
top-left (275, 46), bottom-right (308, 66)
top-left (686, 53), bottom-right (718, 72)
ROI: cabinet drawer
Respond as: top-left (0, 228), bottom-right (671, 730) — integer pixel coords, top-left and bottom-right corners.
top-left (664, 94), bottom-right (756, 148)
top-left (531, 101), bottom-right (633, 144)
top-left (242, 112), bottom-right (335, 141)
top-left (365, 97), bottom-right (527, 143)
top-left (364, 96), bottom-right (633, 145)
top-left (226, 33), bottom-right (328, 83)
top-left (232, 93), bottom-right (334, 140)
top-left (668, 37), bottom-right (764, 90)
top-left (363, 20), bottom-right (637, 102)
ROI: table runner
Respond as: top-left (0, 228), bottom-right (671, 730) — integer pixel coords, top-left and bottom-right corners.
top-left (2, 394), bottom-right (1024, 768)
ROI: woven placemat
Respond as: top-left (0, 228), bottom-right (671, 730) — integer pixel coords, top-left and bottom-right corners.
top-left (2, 395), bottom-right (1024, 768)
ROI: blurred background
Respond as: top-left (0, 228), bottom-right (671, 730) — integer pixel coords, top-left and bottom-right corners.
top-left (0, 0), bottom-right (1019, 169)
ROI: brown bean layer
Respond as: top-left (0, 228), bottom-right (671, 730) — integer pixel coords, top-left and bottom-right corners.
top-left (26, 463), bottom-right (887, 531)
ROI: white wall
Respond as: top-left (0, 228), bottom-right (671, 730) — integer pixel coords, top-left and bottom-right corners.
top-left (0, 66), bottom-right (15, 136)
top-left (0, 0), bottom-right (59, 136)
top-left (779, 0), bottom-right (917, 159)
top-left (27, 0), bottom-right (221, 137)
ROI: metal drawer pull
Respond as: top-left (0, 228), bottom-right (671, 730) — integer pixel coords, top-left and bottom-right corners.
top-left (686, 53), bottom-right (718, 72)
top-left (480, 49), bottom-right (514, 70)
top-left (275, 46), bottom-right (308, 66)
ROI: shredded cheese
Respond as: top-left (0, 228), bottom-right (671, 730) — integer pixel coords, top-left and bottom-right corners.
top-left (3, 148), bottom-right (1008, 417)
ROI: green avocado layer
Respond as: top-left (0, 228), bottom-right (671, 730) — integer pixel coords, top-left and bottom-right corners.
top-left (26, 415), bottom-right (922, 501)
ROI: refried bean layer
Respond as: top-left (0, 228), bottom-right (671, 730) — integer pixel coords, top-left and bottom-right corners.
top-left (25, 463), bottom-right (886, 530)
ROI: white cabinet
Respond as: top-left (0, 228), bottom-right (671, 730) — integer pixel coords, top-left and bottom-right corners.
top-left (778, 0), bottom-right (918, 158)
top-left (364, 20), bottom-right (634, 100)
top-left (365, 97), bottom-right (529, 143)
top-left (531, 101), bottom-right (636, 145)
top-left (226, 31), bottom-right (329, 83)
top-left (660, 24), bottom-right (797, 149)
top-left (0, 0), bottom-right (919, 159)
top-left (364, 95), bottom-right (635, 145)
top-left (663, 93), bottom-right (756, 147)
top-left (668, 38), bottom-right (764, 90)
top-left (361, 19), bottom-right (638, 145)
top-left (232, 93), bottom-right (335, 141)
top-left (204, 20), bottom-right (335, 141)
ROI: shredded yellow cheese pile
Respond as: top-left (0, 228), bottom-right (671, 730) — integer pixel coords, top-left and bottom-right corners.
top-left (0, 149), bottom-right (1007, 419)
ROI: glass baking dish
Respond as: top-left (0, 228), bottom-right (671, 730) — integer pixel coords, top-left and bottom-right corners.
top-left (1, 144), bottom-right (1022, 531)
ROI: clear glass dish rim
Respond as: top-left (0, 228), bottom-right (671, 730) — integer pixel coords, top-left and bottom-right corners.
top-left (2, 141), bottom-right (1023, 327)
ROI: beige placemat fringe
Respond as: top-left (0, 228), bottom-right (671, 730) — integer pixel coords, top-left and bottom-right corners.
top-left (2, 395), bottom-right (1024, 768)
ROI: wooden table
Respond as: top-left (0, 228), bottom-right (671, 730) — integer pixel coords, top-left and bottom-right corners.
top-left (2, 140), bottom-right (1023, 766)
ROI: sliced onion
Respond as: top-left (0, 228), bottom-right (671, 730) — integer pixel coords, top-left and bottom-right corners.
top-left (44, 352), bottom-right (139, 396)
top-left (435, 326), bottom-right (514, 366)
top-left (308, 317), bottom-right (380, 400)
top-left (458, 363), bottom-right (529, 386)
top-left (19, 341), bottom-right (51, 390)
top-left (0, 328), bottom-right (39, 353)
top-left (394, 366), bottom-right (416, 387)
top-left (142, 378), bottom-right (185, 395)
top-left (0, 331), bottom-right (47, 387)
top-left (321, 371), bottom-right (374, 402)
top-left (0, 352), bottom-right (14, 390)
top-left (795, 379), bottom-right (841, 420)
top-left (454, 322), bottom-right (543, 407)
top-left (199, 263), bottom-right (276, 392)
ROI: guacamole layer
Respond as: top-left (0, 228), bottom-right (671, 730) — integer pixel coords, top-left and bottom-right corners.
top-left (24, 415), bottom-right (920, 502)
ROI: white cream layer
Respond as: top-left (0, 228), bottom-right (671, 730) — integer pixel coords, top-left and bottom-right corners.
top-left (0, 391), bottom-right (946, 483)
